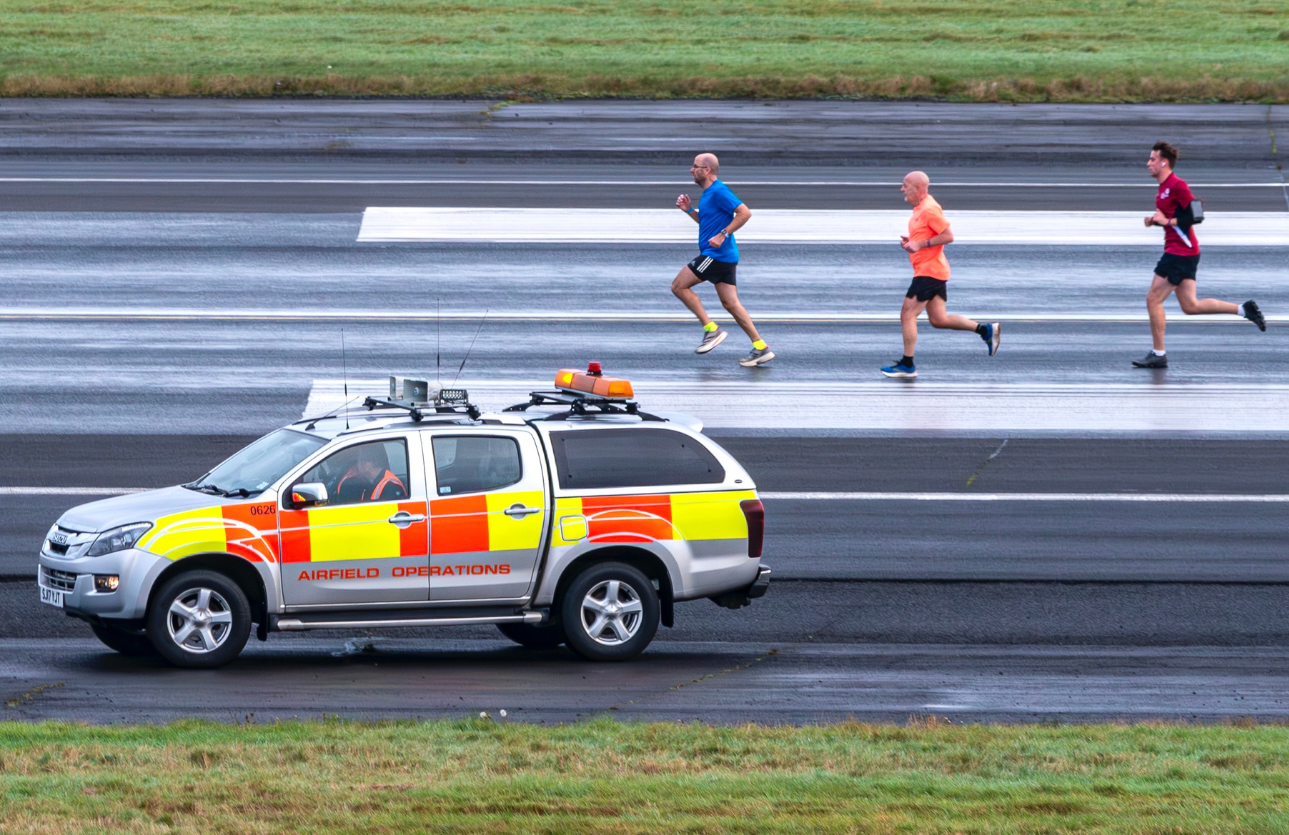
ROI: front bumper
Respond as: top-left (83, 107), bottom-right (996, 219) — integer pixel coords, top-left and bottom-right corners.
top-left (37, 547), bottom-right (168, 621)
top-left (709, 565), bottom-right (771, 610)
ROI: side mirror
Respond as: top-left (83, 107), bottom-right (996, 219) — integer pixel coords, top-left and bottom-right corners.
top-left (287, 482), bottom-right (329, 509)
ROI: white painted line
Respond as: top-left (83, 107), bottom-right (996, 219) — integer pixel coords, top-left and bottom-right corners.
top-left (359, 208), bottom-right (1289, 246)
top-left (3, 307), bottom-right (1284, 324)
top-left (0, 487), bottom-right (147, 496)
top-left (0, 177), bottom-right (1281, 188)
top-left (6, 487), bottom-right (1284, 502)
top-left (761, 491), bottom-right (1289, 502)
top-left (306, 379), bottom-right (1289, 434)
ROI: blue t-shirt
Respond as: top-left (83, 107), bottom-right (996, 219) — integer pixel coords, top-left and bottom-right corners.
top-left (697, 179), bottom-right (741, 263)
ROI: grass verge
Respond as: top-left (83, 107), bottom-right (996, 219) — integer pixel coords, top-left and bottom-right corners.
top-left (0, 1), bottom-right (1286, 101)
top-left (3, 717), bottom-right (1289, 832)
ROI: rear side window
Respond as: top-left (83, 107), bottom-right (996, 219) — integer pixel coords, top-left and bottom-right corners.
top-left (550, 428), bottom-right (725, 490)
top-left (432, 436), bottom-right (522, 496)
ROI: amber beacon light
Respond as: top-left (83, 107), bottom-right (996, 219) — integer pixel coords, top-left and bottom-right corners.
top-left (555, 363), bottom-right (635, 400)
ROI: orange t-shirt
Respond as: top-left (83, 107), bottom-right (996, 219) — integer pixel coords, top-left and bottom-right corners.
top-left (907, 195), bottom-right (951, 281)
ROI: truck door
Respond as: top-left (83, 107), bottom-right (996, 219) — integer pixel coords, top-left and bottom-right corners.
top-left (279, 436), bottom-right (429, 605)
top-left (425, 432), bottom-right (548, 601)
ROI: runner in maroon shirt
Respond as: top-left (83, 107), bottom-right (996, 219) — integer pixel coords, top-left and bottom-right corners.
top-left (1132, 141), bottom-right (1265, 368)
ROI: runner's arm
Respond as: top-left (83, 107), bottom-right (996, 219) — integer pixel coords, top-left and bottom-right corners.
top-left (676, 193), bottom-right (701, 224)
top-left (709, 203), bottom-right (751, 245)
top-left (905, 226), bottom-right (953, 252)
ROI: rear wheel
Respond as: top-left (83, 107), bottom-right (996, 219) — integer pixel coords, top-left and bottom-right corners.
top-left (146, 571), bottom-right (251, 669)
top-left (90, 621), bottom-right (156, 657)
top-left (496, 621), bottom-right (565, 649)
top-left (560, 562), bottom-right (660, 662)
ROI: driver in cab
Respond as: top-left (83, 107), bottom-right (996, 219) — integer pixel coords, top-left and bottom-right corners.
top-left (335, 445), bottom-right (407, 504)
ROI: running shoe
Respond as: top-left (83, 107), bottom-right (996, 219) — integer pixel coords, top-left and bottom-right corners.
top-left (982, 322), bottom-right (1001, 356)
top-left (1131, 352), bottom-right (1168, 369)
top-left (695, 328), bottom-right (728, 354)
top-left (880, 361), bottom-right (918, 379)
top-left (1243, 300), bottom-right (1266, 332)
top-left (739, 347), bottom-right (775, 367)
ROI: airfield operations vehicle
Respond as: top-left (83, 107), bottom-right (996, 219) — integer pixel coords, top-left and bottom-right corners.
top-left (37, 366), bottom-right (770, 667)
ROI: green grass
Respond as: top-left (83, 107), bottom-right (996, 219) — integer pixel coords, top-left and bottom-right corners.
top-left (0, 1), bottom-right (1286, 100)
top-left (4, 718), bottom-right (1289, 832)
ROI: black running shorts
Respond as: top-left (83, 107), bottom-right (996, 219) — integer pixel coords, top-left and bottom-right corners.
top-left (905, 276), bottom-right (948, 302)
top-left (687, 255), bottom-right (737, 286)
top-left (1155, 253), bottom-right (1200, 286)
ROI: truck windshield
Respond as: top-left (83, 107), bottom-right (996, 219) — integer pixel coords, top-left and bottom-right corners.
top-left (185, 429), bottom-right (327, 497)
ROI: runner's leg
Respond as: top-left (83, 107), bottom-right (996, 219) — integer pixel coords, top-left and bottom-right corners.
top-left (901, 296), bottom-right (928, 356)
top-left (1173, 280), bottom-right (1240, 316)
top-left (714, 282), bottom-right (763, 343)
top-left (924, 296), bottom-right (979, 333)
top-left (672, 266), bottom-right (713, 327)
top-left (1146, 274), bottom-right (1175, 352)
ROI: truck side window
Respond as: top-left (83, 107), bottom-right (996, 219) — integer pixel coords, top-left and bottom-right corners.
top-left (432, 436), bottom-right (522, 496)
top-left (298, 439), bottom-right (410, 506)
top-left (550, 429), bottom-right (725, 490)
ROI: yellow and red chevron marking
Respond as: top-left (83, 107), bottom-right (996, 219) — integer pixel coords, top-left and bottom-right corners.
top-left (553, 490), bottom-right (756, 546)
top-left (430, 491), bottom-right (545, 555)
top-left (138, 503), bottom-right (280, 563)
top-left (280, 501), bottom-right (426, 563)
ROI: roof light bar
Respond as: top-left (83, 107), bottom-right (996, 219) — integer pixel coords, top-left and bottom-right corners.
top-left (555, 363), bottom-right (634, 400)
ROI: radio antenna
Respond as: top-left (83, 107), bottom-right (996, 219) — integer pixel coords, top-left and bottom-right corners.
top-left (341, 328), bottom-right (350, 430)
top-left (453, 309), bottom-right (489, 384)
top-left (436, 297), bottom-right (442, 387)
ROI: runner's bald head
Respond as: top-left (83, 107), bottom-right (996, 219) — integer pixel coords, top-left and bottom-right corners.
top-left (697, 153), bottom-right (720, 175)
top-left (901, 170), bottom-right (930, 205)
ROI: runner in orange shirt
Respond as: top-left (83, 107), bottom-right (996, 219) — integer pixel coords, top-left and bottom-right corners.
top-left (880, 171), bottom-right (1000, 379)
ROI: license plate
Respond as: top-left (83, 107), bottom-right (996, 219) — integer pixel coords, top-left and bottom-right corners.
top-left (39, 585), bottom-right (64, 608)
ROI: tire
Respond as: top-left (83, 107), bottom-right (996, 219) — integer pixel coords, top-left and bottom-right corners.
top-left (560, 562), bottom-right (660, 662)
top-left (90, 621), bottom-right (156, 657)
top-left (497, 621), bottom-right (566, 650)
top-left (146, 570), bottom-right (251, 669)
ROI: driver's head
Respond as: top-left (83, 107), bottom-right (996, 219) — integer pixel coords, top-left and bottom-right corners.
top-left (356, 445), bottom-right (387, 479)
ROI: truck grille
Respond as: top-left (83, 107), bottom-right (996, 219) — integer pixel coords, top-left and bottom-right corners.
top-left (42, 567), bottom-right (78, 592)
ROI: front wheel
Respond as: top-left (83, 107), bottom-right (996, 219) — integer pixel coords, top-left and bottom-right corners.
top-left (560, 562), bottom-right (660, 662)
top-left (90, 621), bottom-right (156, 657)
top-left (146, 571), bottom-right (251, 669)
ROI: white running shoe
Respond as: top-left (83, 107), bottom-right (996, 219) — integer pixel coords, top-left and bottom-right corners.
top-left (695, 328), bottom-right (728, 354)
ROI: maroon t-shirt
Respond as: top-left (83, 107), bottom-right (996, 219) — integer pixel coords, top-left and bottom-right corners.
top-left (1156, 172), bottom-right (1199, 256)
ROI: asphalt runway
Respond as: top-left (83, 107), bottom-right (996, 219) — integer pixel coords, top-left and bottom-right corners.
top-left (2, 100), bottom-right (1288, 722)
top-left (3, 436), bottom-right (1287, 582)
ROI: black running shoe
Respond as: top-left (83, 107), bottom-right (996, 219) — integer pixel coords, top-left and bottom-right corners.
top-left (1243, 300), bottom-right (1266, 332)
top-left (1132, 352), bottom-right (1168, 369)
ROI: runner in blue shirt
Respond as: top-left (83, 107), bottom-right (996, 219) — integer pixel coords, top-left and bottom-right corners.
top-left (672, 153), bottom-right (773, 366)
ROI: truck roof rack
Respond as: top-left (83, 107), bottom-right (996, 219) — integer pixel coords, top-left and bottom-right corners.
top-left (503, 391), bottom-right (665, 422)
top-left (362, 395), bottom-right (481, 422)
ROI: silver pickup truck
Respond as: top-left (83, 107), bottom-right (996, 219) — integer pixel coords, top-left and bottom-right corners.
top-left (38, 368), bottom-right (771, 668)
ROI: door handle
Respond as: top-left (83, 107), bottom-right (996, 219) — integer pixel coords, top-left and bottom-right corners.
top-left (387, 511), bottom-right (426, 528)
top-left (503, 503), bottom-right (542, 519)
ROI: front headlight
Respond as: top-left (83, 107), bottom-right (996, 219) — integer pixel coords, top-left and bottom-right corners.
top-left (86, 522), bottom-right (152, 557)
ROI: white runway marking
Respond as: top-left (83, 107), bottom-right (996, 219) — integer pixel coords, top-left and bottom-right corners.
top-left (0, 177), bottom-right (1282, 188)
top-left (359, 208), bottom-right (1289, 246)
top-left (762, 492), bottom-right (1289, 502)
top-left (5, 487), bottom-right (1283, 499)
top-left (4, 307), bottom-right (1283, 324)
top-left (10, 486), bottom-right (1285, 502)
top-left (305, 379), bottom-right (1289, 434)
top-left (0, 487), bottom-right (147, 496)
